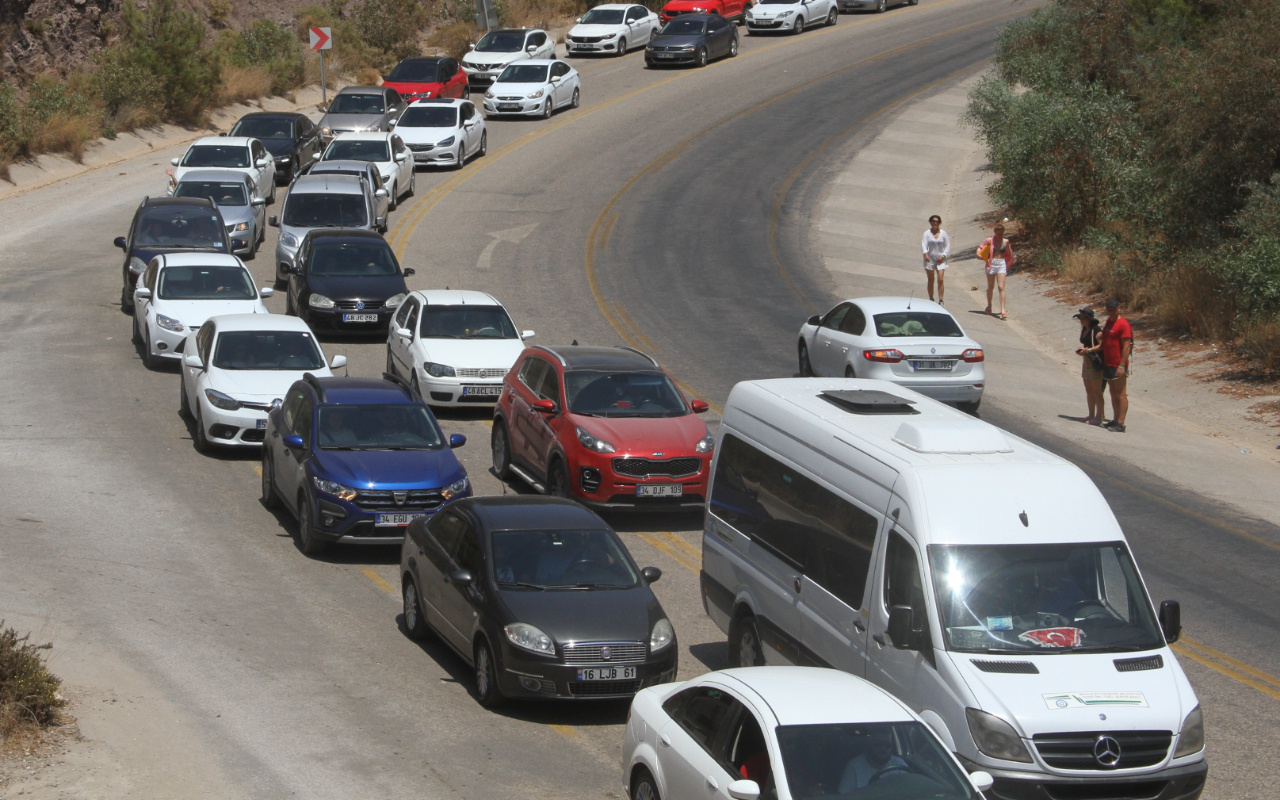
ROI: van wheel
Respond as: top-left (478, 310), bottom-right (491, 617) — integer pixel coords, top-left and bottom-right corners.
top-left (733, 615), bottom-right (765, 667)
top-left (798, 342), bottom-right (814, 376)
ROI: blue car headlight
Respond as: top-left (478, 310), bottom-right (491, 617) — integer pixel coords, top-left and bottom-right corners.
top-left (312, 477), bottom-right (358, 501)
top-left (441, 476), bottom-right (470, 500)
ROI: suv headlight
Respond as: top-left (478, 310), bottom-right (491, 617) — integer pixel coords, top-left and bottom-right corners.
top-left (385, 293), bottom-right (406, 309)
top-left (576, 426), bottom-right (616, 453)
top-left (1174, 705), bottom-right (1204, 757)
top-left (695, 432), bottom-right (714, 453)
top-left (129, 256), bottom-right (147, 275)
top-left (966, 709), bottom-right (1032, 763)
top-left (156, 314), bottom-right (184, 332)
top-left (280, 232), bottom-right (299, 248)
top-left (504, 622), bottom-right (556, 656)
top-left (426, 362), bottom-right (456, 378)
top-left (441, 476), bottom-right (469, 500)
top-left (308, 293), bottom-right (335, 309)
top-left (203, 389), bottom-right (241, 411)
top-left (437, 136), bottom-right (455, 147)
top-left (312, 477), bottom-right (357, 501)
top-left (650, 618), bottom-right (674, 651)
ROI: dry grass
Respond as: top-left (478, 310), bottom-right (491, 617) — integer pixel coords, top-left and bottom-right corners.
top-left (355, 67), bottom-right (383, 86)
top-left (218, 65), bottom-right (274, 106)
top-left (26, 113), bottom-right (99, 164)
top-left (508, 0), bottom-right (588, 28)
top-left (426, 22), bottom-right (478, 60)
top-left (1059, 248), bottom-right (1116, 295)
top-left (0, 625), bottom-right (63, 745)
top-left (1239, 320), bottom-right (1280, 372)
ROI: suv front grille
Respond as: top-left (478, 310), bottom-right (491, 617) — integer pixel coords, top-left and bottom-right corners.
top-left (562, 642), bottom-right (646, 665)
top-left (1032, 731), bottom-right (1172, 770)
top-left (354, 489), bottom-right (443, 511)
top-left (456, 367), bottom-right (508, 379)
top-left (612, 457), bottom-right (701, 479)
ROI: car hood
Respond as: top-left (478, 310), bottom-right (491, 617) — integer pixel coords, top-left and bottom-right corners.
top-left (260, 139), bottom-right (295, 157)
top-left (397, 125), bottom-right (460, 145)
top-left (463, 51), bottom-right (525, 68)
top-left (153, 298), bottom-right (267, 330)
top-left (172, 165), bottom-right (252, 186)
top-left (215, 204), bottom-right (254, 226)
top-left (569, 23), bottom-right (624, 36)
top-left (315, 447), bottom-right (465, 491)
top-left (320, 113), bottom-right (384, 132)
top-left (415, 338), bottom-right (525, 370)
top-left (883, 337), bottom-right (981, 356)
top-left (306, 273), bottom-right (406, 303)
top-left (209, 367), bottom-right (329, 401)
top-left (649, 34), bottom-right (707, 47)
top-left (382, 80), bottom-right (445, 97)
top-left (570, 412), bottom-right (708, 454)
top-left (488, 80), bottom-right (550, 96)
top-left (750, 3), bottom-right (802, 15)
top-left (948, 649), bottom-right (1194, 739)
top-left (499, 585), bottom-right (663, 645)
top-left (664, 0), bottom-right (714, 10)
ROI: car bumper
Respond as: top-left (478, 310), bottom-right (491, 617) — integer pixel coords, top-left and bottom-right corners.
top-left (956, 755), bottom-right (1207, 800)
top-left (417, 376), bottom-right (505, 406)
top-left (303, 305), bottom-right (398, 333)
top-left (857, 361), bottom-right (985, 403)
top-left (645, 50), bottom-right (698, 65)
top-left (409, 145), bottom-right (463, 167)
top-left (496, 641), bottom-right (679, 700)
top-left (746, 18), bottom-right (796, 29)
top-left (483, 98), bottom-right (546, 116)
top-left (567, 40), bottom-right (620, 53)
top-left (274, 159), bottom-right (295, 181)
top-left (148, 323), bottom-right (191, 360)
top-left (199, 401), bottom-right (271, 447)
top-left (467, 72), bottom-right (500, 88)
top-left (309, 489), bottom-right (471, 545)
top-left (838, 0), bottom-right (878, 8)
top-left (571, 451), bottom-right (711, 510)
top-left (229, 229), bottom-right (255, 254)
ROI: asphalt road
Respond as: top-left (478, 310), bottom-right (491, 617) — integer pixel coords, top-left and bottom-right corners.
top-left (1, 0), bottom-right (1276, 796)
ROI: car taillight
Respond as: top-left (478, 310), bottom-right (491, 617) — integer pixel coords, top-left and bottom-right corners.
top-left (863, 349), bottom-right (905, 363)
top-left (962, 349), bottom-right (985, 363)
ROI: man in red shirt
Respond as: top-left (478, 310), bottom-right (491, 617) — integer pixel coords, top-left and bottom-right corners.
top-left (1098, 298), bottom-right (1133, 432)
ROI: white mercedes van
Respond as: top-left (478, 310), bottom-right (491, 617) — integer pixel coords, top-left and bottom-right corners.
top-left (701, 378), bottom-right (1207, 800)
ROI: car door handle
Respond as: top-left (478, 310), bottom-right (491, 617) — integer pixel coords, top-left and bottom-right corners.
top-left (706, 776), bottom-right (719, 791)
top-left (841, 347), bottom-right (849, 353)
top-left (854, 620), bottom-right (866, 632)
top-left (873, 634), bottom-right (886, 646)
top-left (793, 577), bottom-right (802, 593)
top-left (659, 734), bottom-right (671, 748)
top-left (270, 429), bottom-right (280, 438)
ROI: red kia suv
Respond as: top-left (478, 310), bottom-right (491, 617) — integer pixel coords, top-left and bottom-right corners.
top-left (382, 56), bottom-right (470, 103)
top-left (492, 345), bottom-right (713, 510)
top-left (659, 0), bottom-right (749, 24)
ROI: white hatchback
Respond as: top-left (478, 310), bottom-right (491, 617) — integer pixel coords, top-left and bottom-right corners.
top-left (797, 296), bottom-right (985, 410)
top-left (132, 253), bottom-right (271, 369)
top-left (566, 4), bottom-right (661, 56)
top-left (319, 132), bottom-right (415, 208)
top-left (623, 667), bottom-right (993, 800)
top-left (746, 0), bottom-right (839, 34)
top-left (393, 99), bottom-right (488, 169)
top-left (179, 314), bottom-right (347, 451)
top-left (385, 290), bottom-right (533, 407)
top-left (169, 136), bottom-right (277, 204)
top-left (483, 60), bottom-right (581, 119)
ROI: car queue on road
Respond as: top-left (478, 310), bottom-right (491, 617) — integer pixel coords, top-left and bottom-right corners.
top-left (108, 2), bottom-right (1208, 797)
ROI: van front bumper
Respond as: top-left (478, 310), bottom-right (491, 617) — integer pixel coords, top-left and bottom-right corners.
top-left (957, 755), bottom-right (1207, 800)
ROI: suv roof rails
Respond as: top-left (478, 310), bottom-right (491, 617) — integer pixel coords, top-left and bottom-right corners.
top-left (302, 372), bottom-right (327, 402)
top-left (532, 344), bottom-right (567, 366)
top-left (819, 389), bottom-right (919, 416)
top-left (617, 345), bottom-right (659, 366)
top-left (381, 371), bottom-right (420, 399)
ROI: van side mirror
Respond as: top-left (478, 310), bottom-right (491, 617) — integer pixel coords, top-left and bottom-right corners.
top-left (641, 566), bottom-right (662, 584)
top-left (449, 433), bottom-right (467, 449)
top-left (887, 605), bottom-right (919, 650)
top-left (1159, 600), bottom-right (1181, 643)
top-left (807, 314), bottom-right (821, 326)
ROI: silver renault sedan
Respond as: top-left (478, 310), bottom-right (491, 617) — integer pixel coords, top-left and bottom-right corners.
top-left (171, 170), bottom-right (267, 257)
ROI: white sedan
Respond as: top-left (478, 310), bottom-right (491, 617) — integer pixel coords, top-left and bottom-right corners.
top-left (393, 98), bottom-right (487, 170)
top-left (797, 296), bottom-right (985, 410)
top-left (318, 132), bottom-right (415, 209)
top-left (624, 667), bottom-right (993, 800)
top-left (169, 136), bottom-right (276, 204)
top-left (179, 314), bottom-right (346, 452)
top-left (385, 289), bottom-right (533, 407)
top-left (483, 60), bottom-right (581, 119)
top-left (566, 4), bottom-right (661, 56)
top-left (746, 0), bottom-right (839, 34)
top-left (132, 253), bottom-right (271, 370)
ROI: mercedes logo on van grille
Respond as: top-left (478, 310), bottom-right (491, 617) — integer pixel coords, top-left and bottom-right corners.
top-left (601, 646), bottom-right (612, 661)
top-left (1093, 735), bottom-right (1122, 767)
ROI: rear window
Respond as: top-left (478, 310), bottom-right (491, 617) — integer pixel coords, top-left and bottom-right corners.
top-left (872, 312), bottom-right (963, 338)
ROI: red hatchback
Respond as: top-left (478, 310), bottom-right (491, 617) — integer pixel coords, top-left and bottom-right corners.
top-left (659, 0), bottom-right (748, 24)
top-left (492, 345), bottom-right (713, 510)
top-left (382, 56), bottom-right (469, 102)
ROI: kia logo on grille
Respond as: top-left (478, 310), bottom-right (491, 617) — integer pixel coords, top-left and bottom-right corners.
top-left (601, 646), bottom-right (612, 661)
top-left (1094, 736), bottom-right (1122, 767)
top-left (652, 452), bottom-right (664, 458)
top-left (355, 300), bottom-right (365, 310)
top-left (394, 491), bottom-right (407, 506)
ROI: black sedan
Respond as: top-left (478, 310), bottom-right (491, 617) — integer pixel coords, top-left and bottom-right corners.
top-left (284, 228), bottom-right (414, 334)
top-left (645, 14), bottom-right (739, 67)
top-left (113, 196), bottom-right (240, 314)
top-left (400, 496), bottom-right (679, 706)
top-left (228, 112), bottom-right (323, 184)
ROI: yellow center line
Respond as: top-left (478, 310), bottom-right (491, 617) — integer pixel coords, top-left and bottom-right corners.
top-left (611, 301), bottom-right (662, 354)
top-left (253, 465), bottom-right (263, 476)
top-left (1176, 635), bottom-right (1280, 695)
top-left (660, 530), bottom-right (702, 559)
top-left (551, 723), bottom-right (581, 738)
top-left (361, 567), bottom-right (398, 596)
top-left (635, 531), bottom-right (700, 573)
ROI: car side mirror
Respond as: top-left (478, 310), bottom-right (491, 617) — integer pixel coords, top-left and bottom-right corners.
top-left (259, 286), bottom-right (274, 298)
top-left (468, 43), bottom-right (476, 49)
top-left (312, 152), bottom-right (322, 161)
top-left (268, 215), bottom-right (279, 227)
top-left (576, 16), bottom-right (582, 21)
top-left (395, 326), bottom-right (412, 339)
top-left (375, 188), bottom-right (389, 198)
top-left (170, 157), bottom-right (181, 166)
top-left (1159, 600), bottom-right (1181, 643)
top-left (252, 197), bottom-right (267, 206)
top-left (135, 287), bottom-right (152, 299)
top-left (394, 152), bottom-right (408, 162)
top-left (388, 119), bottom-right (398, 128)
top-left (449, 433), bottom-right (467, 449)
top-left (329, 355), bottom-right (348, 370)
top-left (114, 236), bottom-right (127, 250)
top-left (641, 566), bottom-right (662, 584)
top-left (531, 398), bottom-right (556, 414)
top-left (183, 353), bottom-right (204, 369)
top-left (283, 433), bottom-right (305, 450)
top-left (449, 569), bottom-right (473, 585)
top-left (727, 780), bottom-right (760, 800)
top-left (255, 158), bottom-right (269, 168)
top-left (969, 772), bottom-right (994, 793)
top-left (219, 132), bottom-right (227, 137)
top-left (691, 399), bottom-right (710, 413)
top-left (319, 105), bottom-right (328, 112)
top-left (887, 605), bottom-right (919, 650)
top-left (402, 268), bottom-right (415, 277)
top-left (521, 329), bottom-right (535, 339)
top-left (807, 314), bottom-right (821, 326)
top-left (551, 75), bottom-right (561, 82)
top-left (527, 44), bottom-right (538, 52)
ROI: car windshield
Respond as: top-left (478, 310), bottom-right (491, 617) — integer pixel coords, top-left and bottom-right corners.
top-left (309, 241), bottom-right (399, 277)
top-left (492, 529), bottom-right (639, 589)
top-left (316, 404), bottom-right (443, 450)
top-left (174, 181), bottom-right (249, 207)
top-left (872, 312), bottom-right (963, 338)
top-left (580, 9), bottom-right (625, 23)
top-left (157, 266), bottom-right (256, 300)
top-left (497, 64), bottom-right (549, 83)
top-left (398, 106), bottom-right (458, 128)
top-left (776, 722), bottom-right (978, 800)
top-left (565, 370), bottom-right (687, 417)
top-left (213, 331), bottom-right (324, 370)
top-left (387, 61), bottom-right (440, 82)
top-left (324, 139), bottom-right (390, 162)
top-left (328, 93), bottom-right (385, 114)
top-left (134, 208), bottom-right (227, 248)
top-left (929, 542), bottom-right (1164, 654)
top-left (420, 305), bottom-right (517, 339)
top-left (181, 145), bottom-right (250, 168)
top-left (662, 19), bottom-right (706, 34)
top-left (476, 30), bottom-right (527, 52)
top-left (282, 194), bottom-right (368, 228)
top-left (759, 0), bottom-right (800, 4)
top-left (230, 117), bottom-right (293, 139)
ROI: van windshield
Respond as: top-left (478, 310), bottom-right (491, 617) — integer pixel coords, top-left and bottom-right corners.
top-left (928, 543), bottom-right (1164, 654)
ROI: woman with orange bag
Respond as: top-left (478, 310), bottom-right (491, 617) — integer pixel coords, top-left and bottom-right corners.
top-left (977, 223), bottom-right (1015, 320)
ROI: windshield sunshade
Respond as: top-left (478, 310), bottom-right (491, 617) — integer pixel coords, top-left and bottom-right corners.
top-left (157, 266), bottom-right (255, 300)
top-left (317, 404), bottom-right (443, 449)
top-left (872, 312), bottom-right (963, 338)
top-left (213, 331), bottom-right (323, 370)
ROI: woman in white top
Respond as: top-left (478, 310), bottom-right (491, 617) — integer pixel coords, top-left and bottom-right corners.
top-left (921, 215), bottom-right (950, 305)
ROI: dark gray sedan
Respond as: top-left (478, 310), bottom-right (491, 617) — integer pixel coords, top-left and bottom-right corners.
top-left (400, 496), bottom-right (679, 706)
top-left (645, 14), bottom-right (740, 67)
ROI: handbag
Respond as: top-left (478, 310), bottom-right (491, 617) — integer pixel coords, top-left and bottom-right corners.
top-left (1088, 351), bottom-right (1105, 371)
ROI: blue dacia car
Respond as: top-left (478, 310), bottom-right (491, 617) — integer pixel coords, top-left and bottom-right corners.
top-left (260, 373), bottom-right (470, 554)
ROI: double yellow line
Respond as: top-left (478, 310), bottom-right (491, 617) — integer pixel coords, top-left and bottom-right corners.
top-left (1174, 636), bottom-right (1280, 701)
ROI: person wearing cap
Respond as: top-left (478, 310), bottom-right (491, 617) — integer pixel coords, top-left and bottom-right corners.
top-left (1099, 298), bottom-right (1132, 432)
top-left (1073, 307), bottom-right (1105, 425)
top-left (922, 215), bottom-right (951, 305)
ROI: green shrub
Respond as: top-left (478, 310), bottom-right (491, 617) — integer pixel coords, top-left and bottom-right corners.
top-left (354, 0), bottom-right (428, 68)
top-left (117, 0), bottom-right (221, 123)
top-left (95, 48), bottom-right (165, 121)
top-left (0, 83), bottom-right (23, 163)
top-left (0, 623), bottom-right (63, 737)
top-left (222, 19), bottom-right (306, 94)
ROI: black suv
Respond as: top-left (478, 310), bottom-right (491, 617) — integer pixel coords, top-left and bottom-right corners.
top-left (114, 196), bottom-right (241, 314)
top-left (284, 229), bottom-right (414, 333)
top-left (227, 112), bottom-right (322, 184)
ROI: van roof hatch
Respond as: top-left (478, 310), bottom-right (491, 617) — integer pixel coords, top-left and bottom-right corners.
top-left (892, 419), bottom-right (1014, 454)
top-left (820, 389), bottom-right (919, 415)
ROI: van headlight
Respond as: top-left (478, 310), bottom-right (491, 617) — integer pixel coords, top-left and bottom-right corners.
top-left (650, 619), bottom-right (674, 651)
top-left (441, 476), bottom-right (469, 500)
top-left (505, 622), bottom-right (555, 656)
top-left (966, 709), bottom-right (1032, 763)
top-left (1174, 706), bottom-right (1204, 757)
